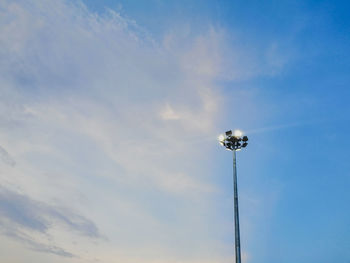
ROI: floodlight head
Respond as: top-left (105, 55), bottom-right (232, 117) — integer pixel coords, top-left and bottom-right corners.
top-left (233, 130), bottom-right (243, 137)
top-left (225, 130), bottom-right (232, 136)
top-left (219, 129), bottom-right (248, 151)
top-left (218, 134), bottom-right (225, 142)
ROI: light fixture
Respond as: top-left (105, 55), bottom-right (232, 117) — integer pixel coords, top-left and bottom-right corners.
top-left (226, 130), bottom-right (232, 136)
top-left (233, 129), bottom-right (243, 138)
top-left (218, 130), bottom-right (248, 151)
top-left (218, 134), bottom-right (225, 142)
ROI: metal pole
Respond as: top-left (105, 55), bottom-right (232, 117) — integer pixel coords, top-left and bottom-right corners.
top-left (233, 150), bottom-right (241, 263)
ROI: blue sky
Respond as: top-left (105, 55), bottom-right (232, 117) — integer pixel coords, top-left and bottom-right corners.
top-left (0, 0), bottom-right (349, 262)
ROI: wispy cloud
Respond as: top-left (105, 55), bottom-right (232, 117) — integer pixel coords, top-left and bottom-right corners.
top-left (0, 0), bottom-right (286, 262)
top-left (0, 146), bottom-right (15, 167)
top-left (0, 185), bottom-right (101, 257)
top-left (2, 227), bottom-right (75, 258)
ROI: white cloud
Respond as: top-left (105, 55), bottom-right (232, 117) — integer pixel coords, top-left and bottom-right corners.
top-left (160, 104), bottom-right (180, 120)
top-left (0, 0), bottom-right (286, 262)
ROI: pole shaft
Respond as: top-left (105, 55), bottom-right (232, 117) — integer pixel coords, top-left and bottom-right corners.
top-left (233, 150), bottom-right (241, 263)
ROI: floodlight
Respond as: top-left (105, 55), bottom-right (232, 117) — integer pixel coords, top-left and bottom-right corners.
top-left (242, 142), bottom-right (248, 147)
top-left (218, 134), bottom-right (225, 142)
top-left (219, 129), bottom-right (248, 152)
top-left (234, 130), bottom-right (243, 137)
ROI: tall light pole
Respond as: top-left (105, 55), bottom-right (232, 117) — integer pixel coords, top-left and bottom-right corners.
top-left (218, 130), bottom-right (248, 263)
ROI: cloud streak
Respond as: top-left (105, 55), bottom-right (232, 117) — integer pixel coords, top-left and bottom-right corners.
top-left (0, 146), bottom-right (15, 167)
top-left (0, 0), bottom-right (238, 261)
top-left (0, 0), bottom-right (285, 262)
top-left (0, 185), bottom-right (101, 257)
